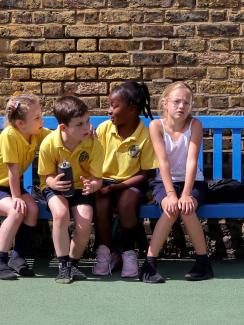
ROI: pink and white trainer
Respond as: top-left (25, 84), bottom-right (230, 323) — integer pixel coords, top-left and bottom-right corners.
top-left (121, 250), bottom-right (138, 278)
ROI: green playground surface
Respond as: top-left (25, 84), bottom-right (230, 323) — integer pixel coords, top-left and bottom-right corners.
top-left (1, 258), bottom-right (244, 325)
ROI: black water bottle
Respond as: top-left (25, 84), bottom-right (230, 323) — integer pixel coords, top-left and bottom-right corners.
top-left (57, 160), bottom-right (74, 197)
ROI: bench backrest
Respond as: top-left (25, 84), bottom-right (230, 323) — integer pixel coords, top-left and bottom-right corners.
top-left (0, 115), bottom-right (243, 191)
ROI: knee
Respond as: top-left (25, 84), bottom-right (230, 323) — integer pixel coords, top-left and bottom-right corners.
top-left (53, 211), bottom-right (70, 226)
top-left (9, 209), bottom-right (24, 225)
top-left (25, 204), bottom-right (39, 226)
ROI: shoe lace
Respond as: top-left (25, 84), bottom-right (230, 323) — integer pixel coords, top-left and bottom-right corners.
top-left (58, 264), bottom-right (69, 278)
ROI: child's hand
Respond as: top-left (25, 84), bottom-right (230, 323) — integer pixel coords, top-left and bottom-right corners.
top-left (80, 176), bottom-right (93, 195)
top-left (49, 173), bottom-right (72, 192)
top-left (163, 193), bottom-right (179, 218)
top-left (100, 183), bottom-right (120, 194)
top-left (178, 194), bottom-right (195, 215)
top-left (12, 197), bottom-right (27, 215)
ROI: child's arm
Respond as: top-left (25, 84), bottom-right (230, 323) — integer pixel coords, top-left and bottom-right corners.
top-left (149, 119), bottom-right (179, 217)
top-left (179, 119), bottom-right (203, 215)
top-left (80, 176), bottom-right (102, 195)
top-left (7, 163), bottom-right (26, 215)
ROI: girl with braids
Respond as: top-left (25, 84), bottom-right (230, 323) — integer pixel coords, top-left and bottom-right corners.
top-left (0, 94), bottom-right (50, 280)
top-left (93, 81), bottom-right (157, 278)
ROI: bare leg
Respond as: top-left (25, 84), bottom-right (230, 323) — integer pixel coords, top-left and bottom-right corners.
top-left (48, 195), bottom-right (70, 257)
top-left (69, 204), bottom-right (93, 259)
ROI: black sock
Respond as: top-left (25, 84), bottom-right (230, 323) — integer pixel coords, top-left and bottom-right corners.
top-left (58, 256), bottom-right (69, 267)
top-left (12, 223), bottom-right (35, 259)
top-left (69, 258), bottom-right (79, 267)
top-left (196, 254), bottom-right (209, 264)
top-left (0, 251), bottom-right (8, 264)
top-left (146, 256), bottom-right (158, 268)
top-left (121, 226), bottom-right (136, 252)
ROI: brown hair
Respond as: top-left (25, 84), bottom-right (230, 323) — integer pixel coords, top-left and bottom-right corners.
top-left (53, 95), bottom-right (88, 125)
top-left (6, 94), bottom-right (40, 124)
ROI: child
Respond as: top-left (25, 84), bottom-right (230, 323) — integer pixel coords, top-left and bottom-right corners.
top-left (139, 81), bottom-right (214, 283)
top-left (38, 95), bottom-right (104, 284)
top-left (0, 94), bottom-right (50, 280)
top-left (93, 81), bottom-right (158, 278)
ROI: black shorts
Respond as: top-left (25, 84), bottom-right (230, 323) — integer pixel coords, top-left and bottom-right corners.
top-left (42, 187), bottom-right (94, 208)
top-left (149, 180), bottom-right (208, 207)
top-left (0, 186), bottom-right (28, 200)
top-left (102, 178), bottom-right (148, 202)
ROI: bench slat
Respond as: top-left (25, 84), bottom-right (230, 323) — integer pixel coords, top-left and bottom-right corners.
top-left (213, 129), bottom-right (223, 180)
top-left (232, 129), bottom-right (242, 181)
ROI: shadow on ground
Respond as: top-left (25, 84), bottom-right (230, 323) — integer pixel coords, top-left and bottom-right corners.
top-left (29, 258), bottom-right (244, 282)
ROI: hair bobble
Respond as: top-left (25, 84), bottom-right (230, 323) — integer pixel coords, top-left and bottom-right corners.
top-left (12, 100), bottom-right (20, 110)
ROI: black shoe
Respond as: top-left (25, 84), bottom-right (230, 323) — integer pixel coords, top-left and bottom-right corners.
top-left (55, 264), bottom-right (71, 284)
top-left (0, 262), bottom-right (17, 280)
top-left (185, 260), bottom-right (214, 281)
top-left (70, 265), bottom-right (87, 281)
top-left (139, 259), bottom-right (165, 284)
top-left (8, 257), bottom-right (34, 277)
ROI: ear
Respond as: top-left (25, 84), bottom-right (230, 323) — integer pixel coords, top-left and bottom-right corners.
top-left (15, 119), bottom-right (24, 130)
top-left (59, 123), bottom-right (66, 131)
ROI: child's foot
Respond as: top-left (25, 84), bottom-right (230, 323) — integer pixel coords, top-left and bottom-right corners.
top-left (139, 258), bottom-right (165, 284)
top-left (92, 245), bottom-right (111, 276)
top-left (8, 257), bottom-right (34, 277)
top-left (185, 260), bottom-right (214, 281)
top-left (70, 265), bottom-right (87, 281)
top-left (121, 250), bottom-right (138, 278)
top-left (55, 264), bottom-right (71, 284)
top-left (0, 262), bottom-right (17, 280)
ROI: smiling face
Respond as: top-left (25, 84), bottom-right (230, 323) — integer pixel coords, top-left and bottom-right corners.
top-left (108, 92), bottom-right (132, 126)
top-left (164, 88), bottom-right (192, 120)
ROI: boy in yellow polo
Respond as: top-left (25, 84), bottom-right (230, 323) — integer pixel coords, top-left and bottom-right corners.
top-left (93, 81), bottom-right (158, 278)
top-left (38, 95), bottom-right (103, 284)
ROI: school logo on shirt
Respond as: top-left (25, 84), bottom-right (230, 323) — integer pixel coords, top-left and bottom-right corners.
top-left (128, 145), bottom-right (140, 158)
top-left (79, 151), bottom-right (89, 162)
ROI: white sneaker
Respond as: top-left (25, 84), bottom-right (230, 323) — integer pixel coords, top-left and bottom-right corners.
top-left (92, 245), bottom-right (111, 276)
top-left (121, 250), bottom-right (138, 278)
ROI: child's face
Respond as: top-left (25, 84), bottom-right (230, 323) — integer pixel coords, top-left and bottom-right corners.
top-left (165, 88), bottom-right (192, 120)
top-left (108, 92), bottom-right (131, 126)
top-left (63, 113), bottom-right (91, 141)
top-left (21, 103), bottom-right (43, 136)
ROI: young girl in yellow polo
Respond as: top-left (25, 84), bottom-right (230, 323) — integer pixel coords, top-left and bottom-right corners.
top-left (93, 81), bottom-right (157, 278)
top-left (0, 94), bottom-right (50, 280)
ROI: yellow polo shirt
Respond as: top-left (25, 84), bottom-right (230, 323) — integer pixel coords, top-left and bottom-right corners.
top-left (0, 125), bottom-right (51, 187)
top-left (38, 126), bottom-right (104, 191)
top-left (97, 120), bottom-right (158, 181)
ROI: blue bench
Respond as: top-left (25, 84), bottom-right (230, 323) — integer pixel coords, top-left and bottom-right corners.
top-left (1, 115), bottom-right (244, 219)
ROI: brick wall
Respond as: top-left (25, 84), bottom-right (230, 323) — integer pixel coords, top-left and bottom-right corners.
top-left (0, 0), bottom-right (243, 115)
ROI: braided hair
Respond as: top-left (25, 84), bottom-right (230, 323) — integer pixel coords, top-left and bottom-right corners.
top-left (111, 81), bottom-right (153, 120)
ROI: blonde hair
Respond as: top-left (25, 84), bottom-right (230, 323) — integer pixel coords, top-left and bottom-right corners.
top-left (6, 94), bottom-right (40, 124)
top-left (158, 81), bottom-right (193, 115)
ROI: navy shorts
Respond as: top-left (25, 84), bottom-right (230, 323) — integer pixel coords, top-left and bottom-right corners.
top-left (102, 179), bottom-right (148, 202)
top-left (42, 187), bottom-right (94, 208)
top-left (149, 180), bottom-right (208, 207)
top-left (0, 186), bottom-right (28, 200)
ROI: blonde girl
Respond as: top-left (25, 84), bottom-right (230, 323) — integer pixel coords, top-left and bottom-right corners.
top-left (0, 94), bottom-right (50, 280)
top-left (139, 82), bottom-right (213, 283)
